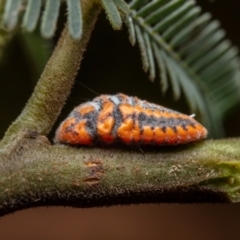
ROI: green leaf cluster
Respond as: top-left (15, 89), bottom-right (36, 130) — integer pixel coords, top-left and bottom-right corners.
top-left (124, 0), bottom-right (240, 136)
top-left (2, 0), bottom-right (240, 137)
top-left (3, 0), bottom-right (83, 39)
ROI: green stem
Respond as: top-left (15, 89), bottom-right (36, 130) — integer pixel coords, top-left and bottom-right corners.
top-left (0, 138), bottom-right (240, 216)
top-left (0, 1), bottom-right (102, 146)
top-left (0, 0), bottom-right (239, 218)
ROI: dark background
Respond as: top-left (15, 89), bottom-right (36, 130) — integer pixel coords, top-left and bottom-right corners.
top-left (1, 0), bottom-right (240, 239)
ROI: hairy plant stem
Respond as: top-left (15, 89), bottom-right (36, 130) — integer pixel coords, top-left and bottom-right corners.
top-left (0, 137), bottom-right (240, 217)
top-left (0, 1), bottom-right (102, 147)
top-left (0, 0), bottom-right (240, 217)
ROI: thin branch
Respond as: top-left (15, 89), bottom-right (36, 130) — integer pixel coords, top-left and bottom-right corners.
top-left (0, 136), bottom-right (240, 216)
top-left (0, 0), bottom-right (239, 218)
top-left (0, 1), bottom-right (102, 146)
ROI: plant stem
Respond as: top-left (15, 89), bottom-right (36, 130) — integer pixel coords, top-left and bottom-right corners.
top-left (0, 138), bottom-right (240, 216)
top-left (0, 1), bottom-right (102, 146)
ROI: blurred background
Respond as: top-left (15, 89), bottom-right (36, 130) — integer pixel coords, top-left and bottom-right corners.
top-left (1, 0), bottom-right (240, 239)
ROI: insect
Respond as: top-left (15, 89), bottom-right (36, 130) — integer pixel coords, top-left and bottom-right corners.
top-left (55, 93), bottom-right (207, 146)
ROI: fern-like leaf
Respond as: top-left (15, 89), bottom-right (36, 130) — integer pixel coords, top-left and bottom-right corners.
top-left (40, 0), bottom-right (61, 38)
top-left (101, 0), bottom-right (129, 30)
top-left (126, 0), bottom-right (240, 136)
top-left (22, 0), bottom-right (42, 32)
top-left (3, 0), bottom-right (22, 30)
top-left (3, 0), bottom-right (83, 39)
top-left (2, 0), bottom-right (240, 136)
top-left (66, 0), bottom-right (83, 39)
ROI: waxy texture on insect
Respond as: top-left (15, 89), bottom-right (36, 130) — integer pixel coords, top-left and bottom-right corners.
top-left (55, 94), bottom-right (207, 146)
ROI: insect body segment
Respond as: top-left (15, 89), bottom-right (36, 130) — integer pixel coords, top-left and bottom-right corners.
top-left (55, 94), bottom-right (208, 146)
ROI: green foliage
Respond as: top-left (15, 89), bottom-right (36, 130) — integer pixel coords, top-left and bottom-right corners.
top-left (3, 0), bottom-right (83, 39)
top-left (125, 0), bottom-right (240, 136)
top-left (40, 0), bottom-right (61, 38)
top-left (66, 0), bottom-right (82, 39)
top-left (3, 0), bottom-right (22, 30)
top-left (2, 0), bottom-right (240, 137)
top-left (101, 0), bottom-right (129, 29)
top-left (22, 0), bottom-right (42, 32)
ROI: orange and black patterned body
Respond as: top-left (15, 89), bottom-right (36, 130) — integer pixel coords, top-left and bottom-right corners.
top-left (55, 94), bottom-right (207, 146)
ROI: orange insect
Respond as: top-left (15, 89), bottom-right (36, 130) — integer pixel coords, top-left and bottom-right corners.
top-left (55, 93), bottom-right (207, 146)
